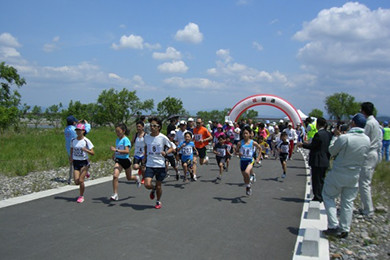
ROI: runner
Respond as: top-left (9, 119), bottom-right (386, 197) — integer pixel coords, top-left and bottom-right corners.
top-left (224, 135), bottom-right (233, 172)
top-left (193, 118), bottom-right (213, 175)
top-left (236, 126), bottom-right (261, 196)
top-left (110, 123), bottom-right (141, 201)
top-left (166, 131), bottom-right (179, 181)
top-left (213, 135), bottom-right (231, 183)
top-left (178, 132), bottom-right (198, 182)
top-left (143, 117), bottom-right (173, 209)
top-left (132, 121), bottom-right (146, 184)
top-left (64, 115), bottom-right (78, 184)
top-left (276, 132), bottom-right (289, 179)
top-left (283, 122), bottom-right (297, 160)
top-left (174, 120), bottom-right (188, 162)
top-left (69, 123), bottom-right (94, 203)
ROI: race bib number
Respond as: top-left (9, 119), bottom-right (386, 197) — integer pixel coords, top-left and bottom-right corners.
top-left (135, 146), bottom-right (145, 157)
top-left (240, 147), bottom-right (253, 159)
top-left (182, 146), bottom-right (193, 156)
top-left (147, 144), bottom-right (162, 155)
top-left (194, 134), bottom-right (202, 142)
top-left (217, 148), bottom-right (226, 157)
top-left (73, 147), bottom-right (83, 157)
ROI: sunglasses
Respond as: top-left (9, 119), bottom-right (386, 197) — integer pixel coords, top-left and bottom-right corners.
top-left (150, 124), bottom-right (160, 128)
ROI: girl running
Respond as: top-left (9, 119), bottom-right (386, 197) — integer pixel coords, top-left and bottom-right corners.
top-left (110, 123), bottom-right (141, 201)
top-left (132, 121), bottom-right (146, 184)
top-left (70, 123), bottom-right (94, 203)
top-left (166, 131), bottom-right (180, 181)
top-left (178, 132), bottom-right (198, 182)
top-left (276, 132), bottom-right (289, 179)
top-left (224, 135), bottom-right (233, 172)
top-left (235, 126), bottom-right (261, 196)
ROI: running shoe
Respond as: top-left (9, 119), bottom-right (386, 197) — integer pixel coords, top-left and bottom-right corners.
top-left (205, 156), bottom-right (209, 165)
top-left (192, 175), bottom-right (197, 181)
top-left (246, 187), bottom-right (252, 196)
top-left (76, 196), bottom-right (84, 203)
top-left (215, 176), bottom-right (221, 183)
top-left (141, 178), bottom-right (145, 184)
top-left (136, 176), bottom-right (142, 188)
top-left (281, 173), bottom-right (286, 179)
top-left (110, 193), bottom-right (119, 201)
top-left (155, 201), bottom-right (162, 209)
top-left (252, 173), bottom-right (257, 183)
top-left (86, 172), bottom-right (90, 178)
top-left (149, 189), bottom-right (155, 200)
top-left (176, 173), bottom-right (179, 181)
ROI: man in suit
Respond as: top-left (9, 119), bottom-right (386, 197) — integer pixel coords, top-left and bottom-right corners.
top-left (298, 117), bottom-right (332, 202)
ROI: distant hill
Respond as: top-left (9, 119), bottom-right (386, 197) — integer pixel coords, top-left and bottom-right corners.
top-left (377, 115), bottom-right (390, 123)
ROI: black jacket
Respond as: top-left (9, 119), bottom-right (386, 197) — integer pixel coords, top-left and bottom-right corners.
top-left (302, 128), bottom-right (332, 168)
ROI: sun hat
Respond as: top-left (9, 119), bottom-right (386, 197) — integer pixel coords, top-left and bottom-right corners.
top-left (75, 123), bottom-right (86, 130)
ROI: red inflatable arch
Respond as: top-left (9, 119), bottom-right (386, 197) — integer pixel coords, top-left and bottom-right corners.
top-left (228, 94), bottom-right (303, 128)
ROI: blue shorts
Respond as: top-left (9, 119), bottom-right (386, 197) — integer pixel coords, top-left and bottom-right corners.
top-left (133, 156), bottom-right (145, 166)
top-left (240, 159), bottom-right (254, 172)
top-left (73, 160), bottom-right (89, 171)
top-left (144, 167), bottom-right (167, 182)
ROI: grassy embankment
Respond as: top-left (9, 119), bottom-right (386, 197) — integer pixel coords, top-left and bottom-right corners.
top-left (0, 127), bottom-right (122, 177)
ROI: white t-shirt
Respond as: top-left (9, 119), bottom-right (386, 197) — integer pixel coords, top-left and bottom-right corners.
top-left (174, 129), bottom-right (188, 154)
top-left (134, 133), bottom-right (146, 158)
top-left (145, 133), bottom-right (172, 168)
top-left (71, 137), bottom-right (94, 161)
top-left (234, 127), bottom-right (241, 141)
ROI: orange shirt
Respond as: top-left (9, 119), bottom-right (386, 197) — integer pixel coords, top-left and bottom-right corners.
top-left (193, 126), bottom-right (211, 148)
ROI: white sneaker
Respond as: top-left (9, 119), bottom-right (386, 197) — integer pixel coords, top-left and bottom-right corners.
top-left (192, 175), bottom-right (197, 181)
top-left (110, 193), bottom-right (118, 201)
top-left (205, 156), bottom-right (209, 165)
top-left (136, 176), bottom-right (141, 188)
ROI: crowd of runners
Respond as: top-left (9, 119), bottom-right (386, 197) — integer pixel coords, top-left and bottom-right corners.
top-left (65, 114), bottom-right (309, 208)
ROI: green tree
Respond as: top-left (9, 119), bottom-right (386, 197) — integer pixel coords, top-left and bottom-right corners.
top-left (27, 105), bottom-right (42, 128)
top-left (157, 96), bottom-right (187, 122)
top-left (238, 109), bottom-right (258, 122)
top-left (196, 108), bottom-right (231, 123)
top-left (309, 108), bottom-right (324, 118)
top-left (45, 103), bottom-right (63, 128)
top-left (96, 88), bottom-right (154, 126)
top-left (325, 92), bottom-right (359, 120)
top-left (0, 62), bottom-right (26, 131)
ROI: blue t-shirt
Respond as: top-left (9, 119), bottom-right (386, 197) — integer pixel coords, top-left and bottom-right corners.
top-left (64, 125), bottom-right (77, 155)
top-left (115, 136), bottom-right (131, 159)
top-left (179, 141), bottom-right (195, 162)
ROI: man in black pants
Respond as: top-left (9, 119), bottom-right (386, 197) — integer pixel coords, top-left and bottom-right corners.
top-left (298, 117), bottom-right (332, 202)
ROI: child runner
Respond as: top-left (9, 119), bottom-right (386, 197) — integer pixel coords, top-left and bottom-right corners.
top-left (70, 123), bottom-right (94, 203)
top-left (276, 132), bottom-right (289, 179)
top-left (235, 126), bottom-right (261, 196)
top-left (224, 135), bottom-right (233, 172)
top-left (178, 132), bottom-right (198, 182)
top-left (258, 135), bottom-right (270, 159)
top-left (132, 121), bottom-right (146, 184)
top-left (166, 131), bottom-right (180, 181)
top-left (272, 126), bottom-right (281, 159)
top-left (110, 123), bottom-right (141, 201)
top-left (213, 135), bottom-right (230, 182)
top-left (143, 117), bottom-right (173, 209)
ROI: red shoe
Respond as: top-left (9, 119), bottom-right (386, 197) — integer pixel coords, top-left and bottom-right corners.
top-left (149, 189), bottom-right (155, 200)
top-left (138, 169), bottom-right (142, 176)
top-left (141, 178), bottom-right (145, 184)
top-left (155, 201), bottom-right (162, 209)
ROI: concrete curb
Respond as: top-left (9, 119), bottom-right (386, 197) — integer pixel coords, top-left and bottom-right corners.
top-left (293, 149), bottom-right (329, 260)
top-left (0, 172), bottom-right (127, 209)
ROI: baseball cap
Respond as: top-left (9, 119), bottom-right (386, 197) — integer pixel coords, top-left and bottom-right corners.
top-left (170, 130), bottom-right (176, 135)
top-left (66, 115), bottom-right (78, 125)
top-left (179, 120), bottom-right (187, 125)
top-left (351, 113), bottom-right (367, 128)
top-left (188, 118), bottom-right (194, 122)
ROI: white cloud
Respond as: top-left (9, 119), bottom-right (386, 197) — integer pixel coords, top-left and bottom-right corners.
top-left (153, 47), bottom-right (182, 60)
top-left (112, 34), bottom-right (161, 50)
top-left (108, 73), bottom-right (121, 80)
top-left (43, 36), bottom-right (60, 53)
top-left (175, 22), bottom-right (203, 44)
top-left (163, 77), bottom-right (223, 90)
top-left (158, 60), bottom-right (188, 73)
top-left (252, 41), bottom-right (263, 51)
top-left (0, 46), bottom-right (21, 58)
top-left (0, 32), bottom-right (21, 47)
top-left (112, 34), bottom-right (144, 50)
top-left (216, 49), bottom-right (232, 63)
top-left (293, 2), bottom-right (390, 70)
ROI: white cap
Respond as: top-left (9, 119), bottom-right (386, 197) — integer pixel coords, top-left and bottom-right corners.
top-left (179, 120), bottom-right (186, 125)
top-left (188, 118), bottom-right (194, 122)
top-left (279, 119), bottom-right (284, 123)
top-left (170, 130), bottom-right (176, 135)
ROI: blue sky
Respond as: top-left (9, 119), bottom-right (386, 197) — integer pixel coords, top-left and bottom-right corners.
top-left (1, 0), bottom-right (389, 117)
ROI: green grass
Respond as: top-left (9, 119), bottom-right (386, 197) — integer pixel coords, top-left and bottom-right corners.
top-left (0, 127), bottom-right (127, 177)
top-left (372, 161), bottom-right (390, 207)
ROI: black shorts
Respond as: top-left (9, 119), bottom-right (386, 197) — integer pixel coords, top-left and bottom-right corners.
top-left (73, 160), bottom-right (89, 171)
top-left (279, 153), bottom-right (288, 163)
top-left (165, 155), bottom-right (176, 168)
top-left (133, 156), bottom-right (145, 166)
top-left (216, 156), bottom-right (225, 165)
top-left (197, 147), bottom-right (207, 159)
top-left (144, 167), bottom-right (166, 182)
top-left (115, 158), bottom-right (132, 170)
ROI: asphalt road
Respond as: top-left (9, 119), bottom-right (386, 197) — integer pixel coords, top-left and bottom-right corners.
top-left (0, 151), bottom-right (307, 260)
